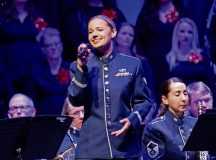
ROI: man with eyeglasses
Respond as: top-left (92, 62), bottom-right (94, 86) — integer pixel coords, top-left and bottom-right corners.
top-left (187, 81), bottom-right (213, 118)
top-left (55, 98), bottom-right (84, 160)
top-left (7, 93), bottom-right (36, 118)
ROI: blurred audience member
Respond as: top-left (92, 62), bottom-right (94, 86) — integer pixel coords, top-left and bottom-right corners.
top-left (115, 22), bottom-right (155, 101)
top-left (187, 81), bottom-right (213, 118)
top-left (166, 18), bottom-right (215, 106)
top-left (8, 93), bottom-right (36, 118)
top-left (0, 0), bottom-right (46, 96)
top-left (135, 0), bottom-right (188, 106)
top-left (56, 98), bottom-right (84, 160)
top-left (32, 27), bottom-right (70, 115)
top-left (61, 0), bottom-right (126, 61)
top-left (115, 22), bottom-right (157, 123)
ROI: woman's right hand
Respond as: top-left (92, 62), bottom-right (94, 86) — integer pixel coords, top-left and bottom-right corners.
top-left (77, 43), bottom-right (91, 72)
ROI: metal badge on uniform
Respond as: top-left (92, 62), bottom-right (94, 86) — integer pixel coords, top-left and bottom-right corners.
top-left (114, 68), bottom-right (132, 77)
top-left (147, 141), bottom-right (159, 158)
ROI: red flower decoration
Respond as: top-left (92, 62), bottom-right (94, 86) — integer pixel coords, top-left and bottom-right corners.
top-left (101, 9), bottom-right (117, 20)
top-left (56, 68), bottom-right (70, 84)
top-left (34, 17), bottom-right (48, 31)
top-left (165, 8), bottom-right (179, 23)
top-left (188, 52), bottom-right (204, 64)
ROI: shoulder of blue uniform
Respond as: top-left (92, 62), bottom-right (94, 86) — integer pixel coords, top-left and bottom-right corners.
top-left (184, 115), bottom-right (198, 124)
top-left (146, 116), bottom-right (166, 127)
top-left (118, 53), bottom-right (141, 62)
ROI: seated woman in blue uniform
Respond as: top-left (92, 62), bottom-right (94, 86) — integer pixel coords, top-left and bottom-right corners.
top-left (68, 15), bottom-right (152, 159)
top-left (142, 77), bottom-right (197, 160)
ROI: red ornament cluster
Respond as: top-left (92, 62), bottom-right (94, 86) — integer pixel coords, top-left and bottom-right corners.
top-left (101, 9), bottom-right (117, 20)
top-left (56, 68), bottom-right (70, 84)
top-left (34, 17), bottom-right (48, 31)
top-left (188, 52), bottom-right (204, 64)
top-left (165, 8), bottom-right (179, 23)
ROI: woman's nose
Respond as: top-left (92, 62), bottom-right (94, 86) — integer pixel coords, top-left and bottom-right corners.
top-left (79, 111), bottom-right (84, 118)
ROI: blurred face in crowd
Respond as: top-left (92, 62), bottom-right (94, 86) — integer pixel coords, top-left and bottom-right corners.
top-left (188, 93), bottom-right (213, 118)
top-left (177, 21), bottom-right (194, 46)
top-left (42, 35), bottom-right (63, 60)
top-left (162, 82), bottom-right (188, 117)
top-left (8, 95), bottom-right (36, 118)
top-left (67, 106), bottom-right (84, 130)
top-left (116, 25), bottom-right (134, 49)
top-left (88, 18), bottom-right (116, 52)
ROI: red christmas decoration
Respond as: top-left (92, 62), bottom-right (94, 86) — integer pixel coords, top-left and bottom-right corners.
top-left (34, 17), bottom-right (48, 31)
top-left (188, 52), bottom-right (204, 64)
top-left (56, 68), bottom-right (70, 84)
top-left (165, 8), bottom-right (179, 23)
top-left (101, 9), bottom-right (117, 20)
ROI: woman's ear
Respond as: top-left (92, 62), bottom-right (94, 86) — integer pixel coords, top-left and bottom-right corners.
top-left (162, 95), bottom-right (168, 105)
top-left (111, 28), bottom-right (117, 38)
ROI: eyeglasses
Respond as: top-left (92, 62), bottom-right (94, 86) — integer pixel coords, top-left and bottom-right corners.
top-left (43, 42), bottom-right (61, 48)
top-left (68, 110), bottom-right (84, 118)
top-left (9, 106), bottom-right (32, 113)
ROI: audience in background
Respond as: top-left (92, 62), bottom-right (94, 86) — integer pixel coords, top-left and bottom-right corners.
top-left (0, 0), bottom-right (45, 96)
top-left (60, 0), bottom-right (126, 61)
top-left (32, 27), bottom-right (70, 115)
top-left (8, 93), bottom-right (36, 118)
top-left (166, 17), bottom-right (215, 106)
top-left (135, 0), bottom-right (188, 106)
top-left (56, 98), bottom-right (84, 160)
top-left (187, 81), bottom-right (213, 118)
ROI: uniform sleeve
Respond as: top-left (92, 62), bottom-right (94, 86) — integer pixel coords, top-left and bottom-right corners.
top-left (142, 124), bottom-right (165, 160)
top-left (127, 60), bottom-right (152, 128)
top-left (67, 62), bottom-right (88, 106)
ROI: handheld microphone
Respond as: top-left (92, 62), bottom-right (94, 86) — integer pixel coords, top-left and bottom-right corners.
top-left (77, 43), bottom-right (91, 58)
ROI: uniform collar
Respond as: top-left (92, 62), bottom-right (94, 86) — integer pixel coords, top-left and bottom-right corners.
top-left (95, 51), bottom-right (116, 64)
top-left (69, 126), bottom-right (80, 136)
top-left (165, 110), bottom-right (184, 126)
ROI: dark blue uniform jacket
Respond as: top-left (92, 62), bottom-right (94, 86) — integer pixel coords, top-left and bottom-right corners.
top-left (68, 52), bottom-right (152, 158)
top-left (143, 110), bottom-right (197, 160)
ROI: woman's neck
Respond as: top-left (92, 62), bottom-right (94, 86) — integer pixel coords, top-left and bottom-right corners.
top-left (14, 2), bottom-right (28, 23)
top-left (48, 57), bottom-right (62, 75)
top-left (100, 43), bottom-right (114, 58)
top-left (179, 43), bottom-right (192, 55)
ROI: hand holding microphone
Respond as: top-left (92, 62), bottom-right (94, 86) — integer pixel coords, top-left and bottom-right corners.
top-left (77, 43), bottom-right (91, 72)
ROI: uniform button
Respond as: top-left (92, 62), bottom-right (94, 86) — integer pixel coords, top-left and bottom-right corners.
top-left (105, 81), bottom-right (109, 85)
top-left (105, 89), bottom-right (110, 93)
top-left (107, 121), bottom-right (111, 125)
top-left (104, 67), bottom-right (108, 71)
top-left (106, 113), bottom-right (110, 118)
top-left (104, 74), bottom-right (108, 78)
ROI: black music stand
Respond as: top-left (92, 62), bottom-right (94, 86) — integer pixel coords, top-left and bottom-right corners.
top-left (0, 115), bottom-right (72, 160)
top-left (183, 112), bottom-right (216, 153)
